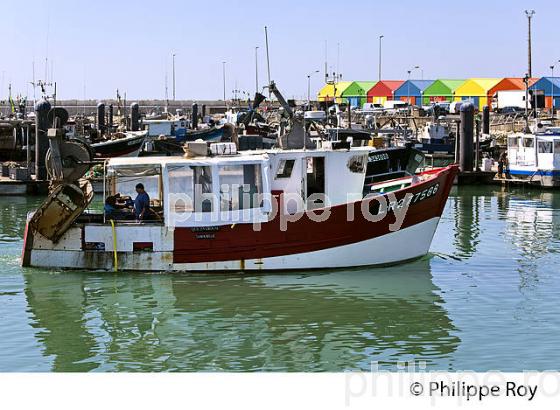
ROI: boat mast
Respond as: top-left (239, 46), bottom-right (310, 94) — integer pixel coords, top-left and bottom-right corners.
top-left (264, 26), bottom-right (271, 99)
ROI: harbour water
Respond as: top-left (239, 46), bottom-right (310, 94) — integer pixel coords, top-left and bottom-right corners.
top-left (1, 186), bottom-right (560, 372)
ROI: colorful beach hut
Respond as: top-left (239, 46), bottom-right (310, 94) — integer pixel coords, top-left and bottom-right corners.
top-left (317, 81), bottom-right (352, 103)
top-left (487, 78), bottom-right (538, 110)
top-left (393, 80), bottom-right (434, 106)
top-left (422, 79), bottom-right (465, 105)
top-left (341, 81), bottom-right (377, 108)
top-left (529, 77), bottom-right (560, 109)
top-left (366, 81), bottom-right (404, 104)
top-left (454, 78), bottom-right (502, 110)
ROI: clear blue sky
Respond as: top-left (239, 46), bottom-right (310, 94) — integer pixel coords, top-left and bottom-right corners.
top-left (0, 0), bottom-right (557, 100)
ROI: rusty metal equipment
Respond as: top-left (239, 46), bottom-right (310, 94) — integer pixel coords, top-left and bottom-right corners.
top-left (28, 180), bottom-right (93, 243)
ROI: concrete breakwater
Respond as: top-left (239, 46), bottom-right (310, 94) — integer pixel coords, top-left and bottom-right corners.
top-left (0, 99), bottom-right (231, 117)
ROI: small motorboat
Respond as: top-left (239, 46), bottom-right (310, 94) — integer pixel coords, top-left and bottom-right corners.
top-left (92, 131), bottom-right (148, 158)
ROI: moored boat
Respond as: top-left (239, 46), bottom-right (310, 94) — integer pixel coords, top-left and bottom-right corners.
top-left (91, 131), bottom-right (148, 158)
top-left (149, 126), bottom-right (225, 155)
top-left (506, 130), bottom-right (560, 187)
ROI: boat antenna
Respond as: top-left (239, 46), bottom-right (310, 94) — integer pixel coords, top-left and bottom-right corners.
top-left (32, 60), bottom-right (36, 106)
top-left (264, 26), bottom-right (271, 98)
top-left (82, 66), bottom-right (86, 116)
top-left (45, 11), bottom-right (50, 84)
top-left (324, 40), bottom-right (328, 83)
top-left (165, 60), bottom-right (169, 114)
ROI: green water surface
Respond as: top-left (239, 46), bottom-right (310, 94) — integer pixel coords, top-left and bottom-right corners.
top-left (1, 186), bottom-right (559, 371)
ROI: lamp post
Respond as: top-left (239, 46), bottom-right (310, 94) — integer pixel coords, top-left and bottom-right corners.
top-left (406, 66), bottom-right (420, 105)
top-left (523, 73), bottom-right (530, 133)
top-left (525, 10), bottom-right (535, 77)
top-left (550, 60), bottom-right (560, 116)
top-left (307, 70), bottom-right (319, 109)
top-left (222, 61), bottom-right (226, 102)
top-left (551, 64), bottom-right (555, 116)
top-left (255, 46), bottom-right (259, 95)
top-left (378, 35), bottom-right (384, 81)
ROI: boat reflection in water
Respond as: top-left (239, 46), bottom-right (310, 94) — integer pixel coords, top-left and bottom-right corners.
top-left (451, 188), bottom-right (483, 259)
top-left (23, 258), bottom-right (459, 371)
top-left (501, 189), bottom-right (560, 281)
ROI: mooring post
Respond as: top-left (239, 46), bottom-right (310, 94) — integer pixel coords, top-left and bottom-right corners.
top-left (34, 98), bottom-right (51, 180)
top-left (130, 103), bottom-right (140, 131)
top-left (192, 103), bottom-right (198, 130)
top-left (475, 118), bottom-right (480, 171)
top-left (459, 102), bottom-right (474, 172)
top-left (454, 119), bottom-right (461, 164)
top-left (482, 105), bottom-right (490, 135)
top-left (97, 103), bottom-right (106, 135)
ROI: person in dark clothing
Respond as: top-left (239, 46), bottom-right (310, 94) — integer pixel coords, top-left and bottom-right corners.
top-left (498, 152), bottom-right (508, 179)
top-left (104, 193), bottom-right (133, 220)
top-left (134, 183), bottom-right (151, 221)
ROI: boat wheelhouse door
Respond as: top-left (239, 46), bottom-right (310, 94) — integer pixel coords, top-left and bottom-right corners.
top-left (537, 138), bottom-right (554, 170)
top-left (303, 156), bottom-right (325, 210)
top-left (507, 135), bottom-right (519, 166)
top-left (516, 135), bottom-right (536, 166)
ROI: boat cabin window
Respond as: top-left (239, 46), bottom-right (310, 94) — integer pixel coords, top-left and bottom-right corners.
top-left (538, 141), bottom-right (553, 154)
top-left (219, 164), bottom-right (262, 211)
top-left (522, 138), bottom-right (534, 148)
top-left (508, 137), bottom-right (518, 148)
top-left (275, 159), bottom-right (295, 178)
top-left (108, 164), bottom-right (162, 205)
top-left (306, 157), bottom-right (325, 196)
top-left (555, 140), bottom-right (560, 154)
top-left (104, 164), bottom-right (163, 223)
top-left (167, 165), bottom-right (214, 212)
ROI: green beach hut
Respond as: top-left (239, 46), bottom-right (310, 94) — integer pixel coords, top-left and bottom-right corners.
top-left (422, 79), bottom-right (466, 105)
top-left (341, 81), bottom-right (377, 108)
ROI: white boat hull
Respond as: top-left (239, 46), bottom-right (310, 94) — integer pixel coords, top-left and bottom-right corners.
top-left (26, 217), bottom-right (440, 272)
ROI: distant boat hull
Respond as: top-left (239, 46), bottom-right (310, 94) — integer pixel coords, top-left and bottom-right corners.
top-left (92, 131), bottom-right (147, 158)
top-left (148, 127), bottom-right (225, 155)
top-left (179, 127), bottom-right (224, 143)
top-left (508, 167), bottom-right (560, 187)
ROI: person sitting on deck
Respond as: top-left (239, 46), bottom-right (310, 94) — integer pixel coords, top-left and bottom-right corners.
top-left (104, 193), bottom-right (133, 220)
top-left (134, 183), bottom-right (152, 221)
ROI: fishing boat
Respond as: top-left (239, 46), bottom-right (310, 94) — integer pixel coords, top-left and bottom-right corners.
top-left (92, 130), bottom-right (148, 158)
top-left (149, 126), bottom-right (225, 155)
top-left (506, 130), bottom-right (560, 187)
top-left (21, 142), bottom-right (457, 272)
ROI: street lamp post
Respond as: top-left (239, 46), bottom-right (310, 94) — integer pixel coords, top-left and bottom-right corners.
top-left (307, 70), bottom-right (319, 109)
top-left (525, 10), bottom-right (535, 77)
top-left (407, 66), bottom-right (420, 105)
top-left (523, 73), bottom-right (530, 133)
top-left (378, 35), bottom-right (384, 81)
top-left (551, 64), bottom-right (555, 116)
top-left (550, 60), bottom-right (560, 116)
